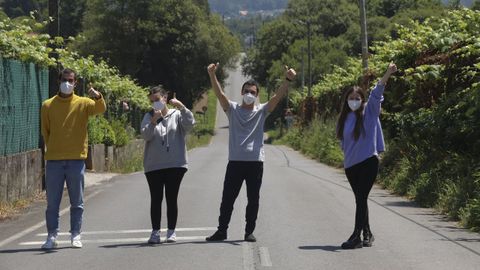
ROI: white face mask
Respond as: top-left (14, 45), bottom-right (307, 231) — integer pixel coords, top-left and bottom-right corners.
top-left (60, 81), bottom-right (74, 94)
top-left (153, 101), bottom-right (165, 111)
top-left (348, 100), bottom-right (362, 111)
top-left (243, 93), bottom-right (256, 105)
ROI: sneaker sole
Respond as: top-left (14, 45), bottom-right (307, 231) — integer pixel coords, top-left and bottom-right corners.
top-left (41, 244), bottom-right (58, 250)
top-left (205, 238), bottom-right (226, 242)
top-left (341, 242), bottom-right (363, 249)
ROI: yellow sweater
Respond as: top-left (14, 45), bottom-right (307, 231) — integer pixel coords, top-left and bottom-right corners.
top-left (41, 93), bottom-right (106, 160)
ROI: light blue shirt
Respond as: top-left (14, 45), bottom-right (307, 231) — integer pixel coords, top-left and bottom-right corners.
top-left (226, 101), bottom-right (270, 162)
top-left (341, 84), bottom-right (386, 168)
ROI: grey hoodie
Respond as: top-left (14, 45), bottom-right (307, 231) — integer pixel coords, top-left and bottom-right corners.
top-left (141, 108), bottom-right (195, 173)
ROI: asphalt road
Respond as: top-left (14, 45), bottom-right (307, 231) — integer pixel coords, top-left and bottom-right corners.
top-left (1, 63), bottom-right (480, 270)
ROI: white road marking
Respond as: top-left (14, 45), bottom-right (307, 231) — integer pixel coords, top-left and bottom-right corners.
top-left (36, 227), bottom-right (217, 237)
top-left (259, 246), bottom-right (273, 267)
top-left (242, 242), bottom-right (255, 270)
top-left (19, 236), bottom-right (207, 246)
top-left (0, 190), bottom-right (102, 248)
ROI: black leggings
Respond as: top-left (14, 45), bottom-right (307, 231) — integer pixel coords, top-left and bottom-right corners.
top-left (145, 168), bottom-right (187, 230)
top-left (345, 156), bottom-right (379, 232)
top-left (218, 161), bottom-right (263, 234)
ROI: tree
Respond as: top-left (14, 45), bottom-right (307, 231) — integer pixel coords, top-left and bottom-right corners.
top-left (0, 0), bottom-right (85, 38)
top-left (472, 0), bottom-right (480, 9)
top-left (0, 0), bottom-right (45, 18)
top-left (242, 0), bottom-right (445, 86)
top-left (75, 0), bottom-right (240, 107)
top-left (242, 0), bottom-right (358, 85)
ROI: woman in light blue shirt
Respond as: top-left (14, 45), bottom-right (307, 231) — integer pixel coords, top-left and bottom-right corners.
top-left (336, 63), bottom-right (397, 249)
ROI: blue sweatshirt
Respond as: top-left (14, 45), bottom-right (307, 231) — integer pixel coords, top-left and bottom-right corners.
top-left (340, 83), bottom-right (386, 169)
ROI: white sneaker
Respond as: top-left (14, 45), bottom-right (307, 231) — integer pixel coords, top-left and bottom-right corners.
top-left (166, 229), bottom-right (176, 243)
top-left (71, 233), bottom-right (83, 248)
top-left (148, 230), bottom-right (161, 244)
top-left (41, 234), bottom-right (58, 250)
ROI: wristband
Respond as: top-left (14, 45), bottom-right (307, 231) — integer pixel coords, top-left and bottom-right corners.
top-left (286, 77), bottom-right (293, 82)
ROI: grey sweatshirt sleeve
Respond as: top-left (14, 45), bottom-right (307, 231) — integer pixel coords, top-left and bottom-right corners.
top-left (178, 108), bottom-right (195, 133)
top-left (141, 113), bottom-right (156, 141)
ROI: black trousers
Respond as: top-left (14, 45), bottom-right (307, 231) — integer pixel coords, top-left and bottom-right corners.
top-left (344, 156), bottom-right (379, 232)
top-left (145, 168), bottom-right (187, 230)
top-left (218, 161), bottom-right (263, 234)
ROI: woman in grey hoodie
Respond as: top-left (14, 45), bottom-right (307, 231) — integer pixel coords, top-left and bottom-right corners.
top-left (141, 85), bottom-right (195, 244)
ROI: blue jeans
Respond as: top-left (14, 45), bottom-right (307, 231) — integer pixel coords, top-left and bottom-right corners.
top-left (45, 160), bottom-right (85, 235)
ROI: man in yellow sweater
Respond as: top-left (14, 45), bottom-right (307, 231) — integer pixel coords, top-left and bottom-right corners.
top-left (40, 68), bottom-right (106, 250)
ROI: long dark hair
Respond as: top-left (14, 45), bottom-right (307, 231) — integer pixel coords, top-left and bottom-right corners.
top-left (336, 86), bottom-right (366, 141)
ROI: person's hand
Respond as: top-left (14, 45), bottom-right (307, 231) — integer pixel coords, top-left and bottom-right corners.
top-left (386, 62), bottom-right (397, 75)
top-left (169, 93), bottom-right (186, 110)
top-left (379, 62), bottom-right (398, 86)
top-left (88, 83), bottom-right (101, 99)
top-left (285, 65), bottom-right (297, 81)
top-left (150, 109), bottom-right (163, 124)
top-left (208, 63), bottom-right (219, 76)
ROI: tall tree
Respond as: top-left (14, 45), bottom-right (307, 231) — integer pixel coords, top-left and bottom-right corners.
top-left (76, 0), bottom-right (240, 107)
top-left (0, 0), bottom-right (85, 37)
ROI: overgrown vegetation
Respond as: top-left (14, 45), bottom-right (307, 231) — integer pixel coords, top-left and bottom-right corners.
top-left (187, 89), bottom-right (217, 149)
top-left (266, 7), bottom-right (480, 231)
top-left (278, 118), bottom-right (343, 167)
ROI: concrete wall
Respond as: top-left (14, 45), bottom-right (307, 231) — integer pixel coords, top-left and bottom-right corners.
top-left (86, 139), bottom-right (143, 172)
top-left (0, 140), bottom-right (144, 203)
top-left (86, 144), bottom-right (106, 172)
top-left (0, 149), bottom-right (43, 202)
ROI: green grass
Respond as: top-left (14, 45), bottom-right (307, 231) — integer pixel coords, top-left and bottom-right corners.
top-left (273, 118), bottom-right (344, 167)
top-left (187, 89), bottom-right (217, 149)
top-left (110, 153), bottom-right (144, 174)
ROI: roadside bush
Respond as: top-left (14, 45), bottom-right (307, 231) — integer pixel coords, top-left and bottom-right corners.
top-left (110, 116), bottom-right (135, 147)
top-left (88, 116), bottom-right (116, 146)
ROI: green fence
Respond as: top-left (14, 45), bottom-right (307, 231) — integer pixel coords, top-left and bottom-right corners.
top-left (0, 57), bottom-right (48, 156)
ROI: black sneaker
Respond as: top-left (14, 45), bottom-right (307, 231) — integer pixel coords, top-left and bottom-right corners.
top-left (244, 233), bottom-right (256, 242)
top-left (206, 230), bottom-right (227, 241)
top-left (341, 231), bottom-right (363, 249)
top-left (363, 232), bottom-right (375, 247)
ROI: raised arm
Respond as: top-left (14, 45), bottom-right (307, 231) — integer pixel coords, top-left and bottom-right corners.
top-left (266, 66), bottom-right (296, 113)
top-left (366, 62), bottom-right (397, 116)
top-left (86, 85), bottom-right (106, 116)
top-left (378, 62), bottom-right (397, 86)
top-left (169, 95), bottom-right (195, 133)
top-left (207, 63), bottom-right (230, 112)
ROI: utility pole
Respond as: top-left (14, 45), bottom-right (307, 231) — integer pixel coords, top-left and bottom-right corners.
top-left (307, 20), bottom-right (312, 97)
top-left (359, 0), bottom-right (369, 73)
top-left (48, 0), bottom-right (59, 98)
top-left (301, 47), bottom-right (305, 95)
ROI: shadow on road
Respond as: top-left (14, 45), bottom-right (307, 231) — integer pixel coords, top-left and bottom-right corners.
top-left (298, 245), bottom-right (342, 252)
top-left (191, 240), bottom-right (242, 246)
top-left (0, 246), bottom-right (71, 254)
top-left (99, 240), bottom-right (243, 248)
